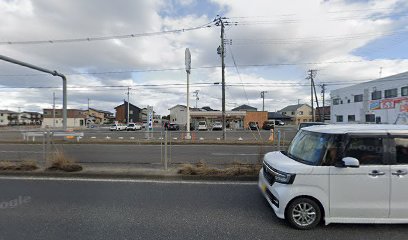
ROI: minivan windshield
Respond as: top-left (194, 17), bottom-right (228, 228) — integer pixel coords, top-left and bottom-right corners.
top-left (287, 130), bottom-right (331, 165)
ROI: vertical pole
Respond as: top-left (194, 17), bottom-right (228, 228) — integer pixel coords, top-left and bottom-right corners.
top-left (186, 72), bottom-right (191, 139)
top-left (127, 87), bottom-right (130, 124)
top-left (62, 76), bottom-right (67, 130)
top-left (221, 19), bottom-right (226, 140)
top-left (164, 131), bottom-right (168, 170)
top-left (322, 84), bottom-right (326, 122)
top-left (53, 92), bottom-right (56, 128)
top-left (310, 70), bottom-right (314, 122)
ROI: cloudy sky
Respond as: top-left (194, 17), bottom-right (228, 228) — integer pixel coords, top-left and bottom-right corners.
top-left (1, 0), bottom-right (408, 115)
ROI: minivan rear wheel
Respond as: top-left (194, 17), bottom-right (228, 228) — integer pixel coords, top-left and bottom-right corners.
top-left (286, 197), bottom-right (321, 230)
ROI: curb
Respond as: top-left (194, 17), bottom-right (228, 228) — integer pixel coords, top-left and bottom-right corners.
top-left (0, 170), bottom-right (258, 182)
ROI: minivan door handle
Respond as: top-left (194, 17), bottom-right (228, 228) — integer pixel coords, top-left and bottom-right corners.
top-left (392, 170), bottom-right (408, 177)
top-left (369, 170), bottom-right (385, 177)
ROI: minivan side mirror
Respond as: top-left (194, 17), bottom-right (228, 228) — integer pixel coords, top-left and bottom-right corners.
top-left (336, 157), bottom-right (360, 168)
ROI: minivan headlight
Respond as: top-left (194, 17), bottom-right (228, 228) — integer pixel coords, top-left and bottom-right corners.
top-left (274, 171), bottom-right (295, 184)
top-left (263, 162), bottom-right (296, 184)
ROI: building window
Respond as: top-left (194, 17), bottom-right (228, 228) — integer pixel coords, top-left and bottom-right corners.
top-left (340, 100), bottom-right (343, 104)
top-left (129, 110), bottom-right (133, 114)
top-left (333, 99), bottom-right (340, 105)
top-left (291, 111), bottom-right (295, 115)
top-left (385, 88), bottom-right (398, 98)
top-left (348, 115), bottom-right (355, 122)
top-left (365, 114), bottom-right (375, 123)
top-left (347, 99), bottom-right (351, 103)
top-left (402, 86), bottom-right (408, 96)
top-left (354, 94), bottom-right (363, 102)
top-left (298, 111), bottom-right (303, 115)
top-left (371, 91), bottom-right (382, 100)
top-left (336, 115), bottom-right (343, 122)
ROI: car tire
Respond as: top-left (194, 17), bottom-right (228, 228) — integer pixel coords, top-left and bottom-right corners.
top-left (286, 197), bottom-right (322, 230)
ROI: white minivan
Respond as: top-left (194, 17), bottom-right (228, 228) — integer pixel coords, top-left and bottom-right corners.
top-left (259, 124), bottom-right (408, 229)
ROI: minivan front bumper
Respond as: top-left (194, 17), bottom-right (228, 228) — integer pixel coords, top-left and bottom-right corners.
top-left (258, 168), bottom-right (292, 219)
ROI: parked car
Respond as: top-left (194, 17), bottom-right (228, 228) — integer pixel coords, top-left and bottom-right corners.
top-left (262, 120), bottom-right (284, 130)
top-left (198, 121), bottom-right (208, 131)
top-left (126, 123), bottom-right (142, 131)
top-left (259, 124), bottom-right (408, 229)
top-left (298, 122), bottom-right (328, 130)
top-left (167, 123), bottom-right (179, 131)
top-left (212, 121), bottom-right (223, 131)
top-left (110, 123), bottom-right (127, 131)
top-left (248, 121), bottom-right (259, 130)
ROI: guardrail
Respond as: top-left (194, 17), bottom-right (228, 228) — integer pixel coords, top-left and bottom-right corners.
top-left (22, 131), bottom-right (84, 142)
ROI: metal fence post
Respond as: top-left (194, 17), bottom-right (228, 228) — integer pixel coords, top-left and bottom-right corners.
top-left (164, 131), bottom-right (168, 170)
top-left (277, 130), bottom-right (281, 151)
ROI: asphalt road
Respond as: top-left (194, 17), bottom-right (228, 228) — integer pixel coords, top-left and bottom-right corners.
top-left (0, 144), bottom-right (275, 165)
top-left (0, 177), bottom-right (406, 240)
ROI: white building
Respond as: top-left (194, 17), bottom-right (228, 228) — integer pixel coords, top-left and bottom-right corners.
top-left (331, 71), bottom-right (408, 124)
top-left (169, 105), bottom-right (190, 125)
top-left (0, 110), bottom-right (16, 126)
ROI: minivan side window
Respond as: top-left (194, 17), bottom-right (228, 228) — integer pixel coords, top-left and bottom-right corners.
top-left (344, 137), bottom-right (384, 165)
top-left (395, 137), bottom-right (408, 164)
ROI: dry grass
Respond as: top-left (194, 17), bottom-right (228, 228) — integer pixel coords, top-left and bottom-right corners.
top-left (47, 152), bottom-right (83, 172)
top-left (0, 160), bottom-right (38, 171)
top-left (178, 160), bottom-right (261, 176)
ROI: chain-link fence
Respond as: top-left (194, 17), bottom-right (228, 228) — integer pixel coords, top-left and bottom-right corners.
top-left (0, 126), bottom-right (298, 171)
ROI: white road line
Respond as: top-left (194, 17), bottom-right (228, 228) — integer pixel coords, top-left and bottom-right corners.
top-left (0, 176), bottom-right (257, 185)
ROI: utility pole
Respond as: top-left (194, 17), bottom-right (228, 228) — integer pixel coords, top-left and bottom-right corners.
top-left (127, 87), bottom-right (130, 124)
top-left (215, 16), bottom-right (227, 139)
top-left (321, 84), bottom-right (326, 122)
top-left (185, 48), bottom-right (192, 139)
top-left (261, 91), bottom-right (267, 111)
top-left (87, 98), bottom-right (90, 127)
top-left (307, 70), bottom-right (317, 122)
top-left (53, 92), bottom-right (56, 128)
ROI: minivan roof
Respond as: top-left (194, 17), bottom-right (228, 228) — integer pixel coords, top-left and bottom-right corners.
top-left (303, 124), bottom-right (408, 134)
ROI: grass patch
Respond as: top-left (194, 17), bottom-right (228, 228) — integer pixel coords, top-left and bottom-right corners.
top-left (178, 160), bottom-right (261, 176)
top-left (47, 152), bottom-right (83, 172)
top-left (0, 160), bottom-right (38, 171)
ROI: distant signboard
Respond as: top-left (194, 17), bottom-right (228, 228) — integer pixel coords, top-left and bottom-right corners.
top-left (401, 99), bottom-right (408, 113)
top-left (370, 101), bottom-right (381, 110)
top-left (147, 105), bottom-right (153, 130)
top-left (381, 99), bottom-right (395, 109)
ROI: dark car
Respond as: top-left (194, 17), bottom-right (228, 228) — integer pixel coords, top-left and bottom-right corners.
top-left (298, 122), bottom-right (328, 130)
top-left (248, 121), bottom-right (259, 130)
top-left (167, 123), bottom-right (180, 131)
top-left (262, 121), bottom-right (275, 130)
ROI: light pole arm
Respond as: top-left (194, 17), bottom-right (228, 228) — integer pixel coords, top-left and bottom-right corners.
top-left (0, 54), bottom-right (68, 130)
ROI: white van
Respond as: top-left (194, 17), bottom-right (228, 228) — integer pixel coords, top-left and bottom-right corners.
top-left (198, 121), bottom-right (208, 131)
top-left (259, 124), bottom-right (408, 229)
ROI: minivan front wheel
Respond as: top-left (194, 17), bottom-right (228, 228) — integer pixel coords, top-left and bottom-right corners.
top-left (286, 197), bottom-right (321, 230)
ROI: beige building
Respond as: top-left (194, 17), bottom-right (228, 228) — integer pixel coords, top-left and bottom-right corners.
top-left (41, 109), bottom-right (87, 128)
top-left (278, 104), bottom-right (314, 125)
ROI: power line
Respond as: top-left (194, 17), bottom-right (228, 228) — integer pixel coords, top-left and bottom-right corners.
top-left (0, 21), bottom-right (215, 45)
top-left (0, 59), bottom-right (392, 77)
top-left (228, 43), bottom-right (249, 105)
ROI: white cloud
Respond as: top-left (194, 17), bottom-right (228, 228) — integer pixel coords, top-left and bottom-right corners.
top-left (0, 0), bottom-right (407, 115)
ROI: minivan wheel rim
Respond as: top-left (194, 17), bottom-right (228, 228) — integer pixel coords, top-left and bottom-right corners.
top-left (292, 203), bottom-right (316, 226)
